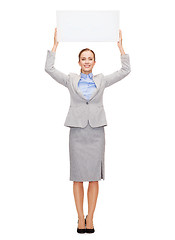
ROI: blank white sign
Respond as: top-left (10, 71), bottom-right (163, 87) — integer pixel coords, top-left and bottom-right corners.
top-left (56, 10), bottom-right (120, 42)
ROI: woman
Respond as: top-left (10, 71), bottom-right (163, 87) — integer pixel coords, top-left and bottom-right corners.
top-left (45, 28), bottom-right (131, 234)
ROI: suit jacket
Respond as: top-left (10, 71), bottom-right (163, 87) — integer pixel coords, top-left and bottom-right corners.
top-left (45, 50), bottom-right (131, 128)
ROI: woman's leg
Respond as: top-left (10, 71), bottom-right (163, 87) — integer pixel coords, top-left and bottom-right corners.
top-left (73, 181), bottom-right (85, 228)
top-left (86, 181), bottom-right (99, 228)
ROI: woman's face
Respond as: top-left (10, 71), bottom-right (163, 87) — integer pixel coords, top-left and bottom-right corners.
top-left (78, 51), bottom-right (96, 74)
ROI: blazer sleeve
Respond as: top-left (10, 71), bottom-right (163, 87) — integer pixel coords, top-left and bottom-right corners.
top-left (44, 50), bottom-right (69, 88)
top-left (103, 54), bottom-right (131, 88)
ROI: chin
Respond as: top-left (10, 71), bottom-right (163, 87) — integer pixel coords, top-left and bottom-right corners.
top-left (84, 68), bottom-right (91, 71)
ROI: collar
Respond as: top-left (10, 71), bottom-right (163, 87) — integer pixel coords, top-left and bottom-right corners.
top-left (80, 72), bottom-right (93, 79)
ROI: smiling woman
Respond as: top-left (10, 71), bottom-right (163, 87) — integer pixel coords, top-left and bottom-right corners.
top-left (78, 48), bottom-right (96, 74)
top-left (44, 27), bottom-right (131, 234)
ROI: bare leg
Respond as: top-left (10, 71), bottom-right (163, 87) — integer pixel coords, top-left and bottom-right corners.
top-left (73, 181), bottom-right (85, 228)
top-left (86, 181), bottom-right (99, 228)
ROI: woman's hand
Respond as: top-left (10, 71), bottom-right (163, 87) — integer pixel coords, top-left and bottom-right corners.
top-left (52, 28), bottom-right (59, 52)
top-left (117, 29), bottom-right (122, 48)
top-left (54, 28), bottom-right (59, 47)
top-left (117, 29), bottom-right (125, 55)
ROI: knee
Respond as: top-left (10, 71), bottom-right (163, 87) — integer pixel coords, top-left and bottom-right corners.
top-left (73, 181), bottom-right (83, 184)
top-left (89, 181), bottom-right (98, 184)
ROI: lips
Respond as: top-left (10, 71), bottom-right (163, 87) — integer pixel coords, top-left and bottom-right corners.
top-left (84, 65), bottom-right (90, 68)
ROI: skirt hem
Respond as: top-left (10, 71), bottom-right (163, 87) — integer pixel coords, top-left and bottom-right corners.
top-left (69, 178), bottom-right (105, 182)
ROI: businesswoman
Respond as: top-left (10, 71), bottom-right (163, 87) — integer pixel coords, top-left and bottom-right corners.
top-left (45, 28), bottom-right (131, 234)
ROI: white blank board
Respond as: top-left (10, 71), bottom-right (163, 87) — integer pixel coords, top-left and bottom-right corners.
top-left (56, 10), bottom-right (120, 42)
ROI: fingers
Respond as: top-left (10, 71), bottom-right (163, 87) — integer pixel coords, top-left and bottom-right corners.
top-left (117, 29), bottom-right (123, 48)
top-left (119, 29), bottom-right (122, 39)
top-left (117, 29), bottom-right (122, 43)
top-left (117, 29), bottom-right (122, 42)
top-left (54, 27), bottom-right (59, 45)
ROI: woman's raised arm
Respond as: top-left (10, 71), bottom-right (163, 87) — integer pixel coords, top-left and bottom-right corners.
top-left (103, 29), bottom-right (131, 88)
top-left (45, 28), bottom-right (70, 88)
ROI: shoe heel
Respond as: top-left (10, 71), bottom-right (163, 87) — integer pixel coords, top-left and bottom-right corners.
top-left (85, 215), bottom-right (95, 233)
top-left (77, 219), bottom-right (86, 234)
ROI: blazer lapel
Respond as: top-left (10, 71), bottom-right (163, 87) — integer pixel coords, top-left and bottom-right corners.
top-left (72, 73), bottom-right (101, 101)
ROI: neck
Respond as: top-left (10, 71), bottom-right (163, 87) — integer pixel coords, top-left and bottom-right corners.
top-left (81, 70), bottom-right (92, 75)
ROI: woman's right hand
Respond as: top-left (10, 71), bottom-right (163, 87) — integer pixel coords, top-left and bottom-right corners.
top-left (52, 28), bottom-right (59, 52)
top-left (54, 28), bottom-right (59, 47)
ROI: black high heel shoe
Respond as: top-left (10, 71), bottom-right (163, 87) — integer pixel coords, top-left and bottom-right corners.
top-left (77, 218), bottom-right (86, 234)
top-left (85, 215), bottom-right (95, 233)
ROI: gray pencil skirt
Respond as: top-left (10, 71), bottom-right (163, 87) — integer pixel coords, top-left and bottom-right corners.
top-left (69, 121), bottom-right (105, 182)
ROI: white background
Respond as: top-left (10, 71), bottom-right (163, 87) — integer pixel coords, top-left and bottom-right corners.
top-left (0, 0), bottom-right (175, 240)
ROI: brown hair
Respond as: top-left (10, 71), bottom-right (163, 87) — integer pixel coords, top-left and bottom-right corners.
top-left (78, 48), bottom-right (96, 62)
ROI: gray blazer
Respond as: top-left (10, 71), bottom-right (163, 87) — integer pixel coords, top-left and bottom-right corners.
top-left (45, 50), bottom-right (131, 128)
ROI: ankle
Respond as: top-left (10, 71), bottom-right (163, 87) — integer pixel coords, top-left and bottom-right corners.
top-left (78, 215), bottom-right (85, 220)
top-left (87, 214), bottom-right (93, 220)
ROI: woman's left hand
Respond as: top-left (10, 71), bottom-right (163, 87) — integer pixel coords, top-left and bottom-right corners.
top-left (117, 29), bottom-right (123, 49)
top-left (117, 29), bottom-right (125, 55)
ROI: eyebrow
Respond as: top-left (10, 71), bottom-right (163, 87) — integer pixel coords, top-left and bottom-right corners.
top-left (81, 57), bottom-right (93, 58)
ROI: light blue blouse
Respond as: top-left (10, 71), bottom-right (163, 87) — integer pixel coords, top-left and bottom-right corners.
top-left (78, 72), bottom-right (97, 101)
